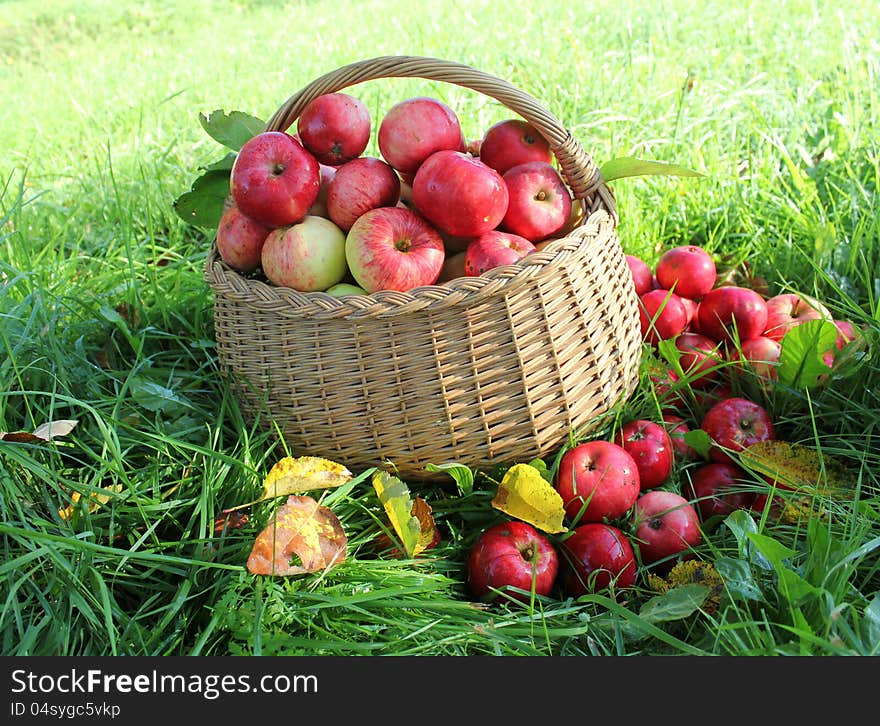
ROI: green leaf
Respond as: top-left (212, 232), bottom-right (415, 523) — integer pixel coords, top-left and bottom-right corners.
top-left (747, 531), bottom-right (797, 566)
top-left (638, 584), bottom-right (710, 623)
top-left (723, 509), bottom-right (773, 570)
top-left (683, 428), bottom-right (713, 460)
top-left (424, 462), bottom-right (474, 495)
top-left (198, 110), bottom-right (265, 151)
top-left (776, 319), bottom-right (838, 388)
top-left (778, 567), bottom-right (820, 604)
top-left (715, 555), bottom-right (765, 602)
top-left (129, 377), bottom-right (195, 415)
top-left (599, 157), bottom-right (704, 183)
top-left (526, 458), bottom-right (552, 483)
top-left (202, 152), bottom-right (237, 172)
top-left (864, 594), bottom-right (880, 653)
top-left (172, 169), bottom-right (229, 230)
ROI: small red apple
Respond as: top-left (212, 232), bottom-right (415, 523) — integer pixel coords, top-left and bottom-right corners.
top-left (297, 92), bottom-right (371, 166)
top-left (478, 118), bottom-right (553, 176)
top-left (326, 156), bottom-right (401, 231)
top-left (654, 245), bottom-right (717, 300)
top-left (378, 96), bottom-right (464, 175)
top-left (696, 285), bottom-right (769, 344)
top-left (762, 292), bottom-right (832, 342)
top-left (684, 461), bottom-right (754, 520)
top-left (215, 204), bottom-right (271, 273)
top-left (833, 319), bottom-right (859, 350)
top-left (560, 523), bottom-right (637, 597)
top-left (500, 161), bottom-right (573, 242)
top-left (555, 440), bottom-right (641, 524)
top-left (675, 332), bottom-right (723, 388)
top-left (463, 230), bottom-right (536, 276)
top-left (662, 413), bottom-right (697, 461)
top-left (632, 490), bottom-right (702, 566)
top-left (638, 289), bottom-right (689, 346)
top-left (230, 131), bottom-right (321, 228)
top-left (735, 335), bottom-right (782, 380)
top-left (700, 396), bottom-right (775, 464)
top-left (466, 521), bottom-right (559, 602)
top-left (307, 163), bottom-right (338, 218)
top-left (626, 254), bottom-right (654, 296)
top-left (613, 419), bottom-right (674, 490)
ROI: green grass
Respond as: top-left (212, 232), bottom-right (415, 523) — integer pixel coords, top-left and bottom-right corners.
top-left (1, 0), bottom-right (879, 656)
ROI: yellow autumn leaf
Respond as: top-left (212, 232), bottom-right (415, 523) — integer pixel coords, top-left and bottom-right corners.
top-left (261, 455), bottom-right (353, 499)
top-left (492, 463), bottom-right (568, 534)
top-left (739, 440), bottom-right (854, 496)
top-left (372, 470), bottom-right (421, 558)
top-left (58, 484), bottom-right (123, 520)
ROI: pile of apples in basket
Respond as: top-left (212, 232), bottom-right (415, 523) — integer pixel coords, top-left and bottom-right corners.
top-left (215, 92), bottom-right (582, 293)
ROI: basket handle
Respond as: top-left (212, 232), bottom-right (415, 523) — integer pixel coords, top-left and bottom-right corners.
top-left (263, 55), bottom-right (614, 214)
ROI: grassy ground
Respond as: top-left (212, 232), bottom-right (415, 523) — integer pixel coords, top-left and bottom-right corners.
top-left (1, 0), bottom-right (878, 656)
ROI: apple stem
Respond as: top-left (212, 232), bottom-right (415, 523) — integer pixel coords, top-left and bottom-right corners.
top-left (271, 163), bottom-right (286, 176)
top-left (395, 238), bottom-right (412, 253)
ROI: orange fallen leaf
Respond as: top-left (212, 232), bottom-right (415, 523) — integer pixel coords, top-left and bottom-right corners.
top-left (375, 496), bottom-right (440, 558)
top-left (246, 495), bottom-right (347, 576)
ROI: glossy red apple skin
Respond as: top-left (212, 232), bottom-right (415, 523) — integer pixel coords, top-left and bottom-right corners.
top-left (308, 163), bottom-right (338, 218)
top-left (412, 150), bottom-right (509, 238)
top-left (696, 285), bottom-right (769, 344)
top-left (684, 461), bottom-right (754, 520)
top-left (478, 119), bottom-right (553, 176)
top-left (614, 419), bottom-right (674, 490)
top-left (378, 96), bottom-right (463, 175)
top-left (735, 335), bottom-right (782, 380)
top-left (344, 206), bottom-right (445, 293)
top-left (230, 131), bottom-right (321, 228)
top-left (638, 289), bottom-right (689, 346)
top-left (260, 215), bottom-right (348, 292)
top-left (555, 440), bottom-right (641, 524)
top-left (632, 490), bottom-right (702, 566)
top-left (700, 396), bottom-right (776, 464)
top-left (325, 157), bottom-right (401, 231)
top-left (560, 523), bottom-right (637, 597)
top-left (500, 161), bottom-right (572, 242)
top-left (215, 204), bottom-right (271, 273)
top-left (466, 521), bottom-right (559, 602)
top-left (464, 230), bottom-right (536, 276)
top-left (297, 92), bottom-right (371, 166)
top-left (626, 254), bottom-right (654, 296)
top-left (675, 332), bottom-right (722, 388)
top-left (655, 245), bottom-right (717, 300)
top-left (762, 292), bottom-right (831, 342)
top-left (662, 413), bottom-right (698, 461)
top-left (833, 319), bottom-right (859, 350)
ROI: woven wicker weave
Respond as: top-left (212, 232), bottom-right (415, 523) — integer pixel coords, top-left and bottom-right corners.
top-left (204, 56), bottom-right (642, 480)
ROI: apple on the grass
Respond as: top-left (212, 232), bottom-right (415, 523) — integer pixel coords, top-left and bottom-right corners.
top-left (613, 419), bottom-right (674, 490)
top-left (345, 206), bottom-right (445, 293)
top-left (500, 161), bottom-right (573, 242)
top-left (833, 319), bottom-right (859, 350)
top-left (261, 215), bottom-right (348, 292)
top-left (230, 131), bottom-right (321, 228)
top-left (734, 335), bottom-right (782, 380)
top-left (700, 396), bottom-right (775, 464)
top-left (632, 490), bottom-right (702, 566)
top-left (378, 96), bottom-right (464, 176)
top-left (216, 204), bottom-right (271, 274)
top-left (325, 156), bottom-right (401, 232)
top-left (675, 332), bottom-right (723, 388)
top-left (685, 461), bottom-right (754, 521)
top-left (762, 292), bottom-right (832, 342)
top-left (464, 230), bottom-right (536, 276)
top-left (662, 413), bottom-right (697, 461)
top-left (466, 521), bottom-right (558, 602)
top-left (638, 289), bottom-right (689, 346)
top-left (555, 440), bottom-right (641, 524)
top-left (412, 150), bottom-right (509, 238)
top-left (560, 523), bottom-right (637, 597)
top-left (296, 92), bottom-right (371, 166)
top-left (478, 118), bottom-right (553, 176)
top-left (654, 244), bottom-right (717, 300)
top-left (696, 285), bottom-right (769, 344)
top-left (626, 254), bottom-right (654, 296)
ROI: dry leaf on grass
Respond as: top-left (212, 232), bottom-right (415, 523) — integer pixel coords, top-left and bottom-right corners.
top-left (2, 419), bottom-right (79, 443)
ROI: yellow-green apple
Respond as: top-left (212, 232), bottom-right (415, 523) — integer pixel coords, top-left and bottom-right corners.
top-left (638, 289), bottom-right (689, 346)
top-left (613, 419), bottom-right (674, 490)
top-left (478, 118), bottom-right (553, 176)
top-left (377, 96), bottom-right (463, 176)
top-left (700, 396), bottom-right (775, 464)
top-left (412, 150), bottom-right (509, 238)
top-left (626, 254), bottom-right (654, 296)
top-left (296, 92), bottom-right (371, 166)
top-left (215, 204), bottom-right (271, 273)
top-left (684, 461), bottom-right (754, 521)
top-left (560, 523), bottom-right (637, 597)
top-left (466, 521), bottom-right (558, 603)
top-left (500, 161), bottom-right (573, 242)
top-left (345, 206), bottom-right (445, 293)
top-left (325, 282), bottom-right (367, 296)
top-left (696, 285), bottom-right (768, 344)
top-left (326, 157), bottom-right (401, 232)
top-left (463, 230), bottom-right (536, 276)
top-left (555, 440), bottom-right (641, 524)
top-left (675, 331), bottom-right (723, 388)
top-left (655, 244), bottom-right (717, 300)
top-left (230, 131), bottom-right (320, 228)
top-left (762, 292), bottom-right (832, 342)
top-left (632, 490), bottom-right (702, 566)
top-left (260, 215), bottom-right (348, 292)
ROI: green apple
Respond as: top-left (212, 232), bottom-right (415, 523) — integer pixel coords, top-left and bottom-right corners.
top-left (325, 282), bottom-right (367, 296)
top-left (261, 215), bottom-right (348, 292)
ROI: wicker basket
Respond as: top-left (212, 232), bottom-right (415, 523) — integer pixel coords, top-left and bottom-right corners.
top-left (204, 55), bottom-right (642, 480)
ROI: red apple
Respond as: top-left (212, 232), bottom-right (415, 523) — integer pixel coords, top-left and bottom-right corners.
top-left (555, 440), bottom-right (641, 524)
top-left (681, 296), bottom-right (699, 328)
top-left (613, 419), bottom-right (674, 490)
top-left (632, 490), bottom-right (702, 566)
top-left (684, 461), bottom-right (754, 520)
top-left (412, 150), bottom-right (509, 237)
top-left (662, 413), bottom-right (697, 461)
top-left (833, 319), bottom-right (859, 350)
top-left (261, 215), bottom-right (348, 292)
top-left (560, 523), bottom-right (637, 597)
top-left (696, 285), bottom-right (769, 344)
top-left (377, 97), bottom-right (463, 175)
top-left (466, 521), bottom-right (559, 602)
top-left (638, 289), bottom-right (689, 346)
top-left (735, 335), bottom-right (782, 380)
top-left (626, 254), bottom-right (654, 296)
top-left (762, 292), bottom-right (832, 342)
top-left (700, 396), bottom-right (775, 464)
top-left (326, 157), bottom-right (401, 232)
top-left (344, 206), bottom-right (445, 293)
top-left (463, 230), bottom-right (536, 276)
top-left (478, 118), bottom-right (553, 176)
top-left (307, 163), bottom-right (338, 218)
top-left (675, 332), bottom-right (722, 388)
top-left (230, 131), bottom-right (321, 228)
top-left (654, 245), bottom-right (717, 300)
top-left (499, 161), bottom-right (573, 242)
top-left (215, 204), bottom-right (271, 273)
top-left (296, 92), bottom-right (371, 166)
